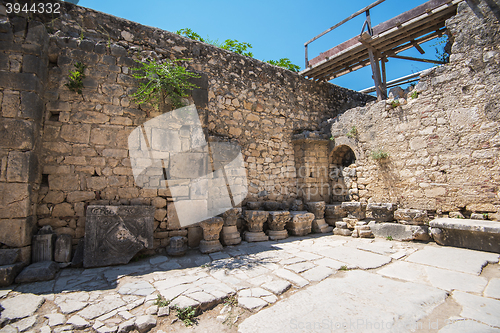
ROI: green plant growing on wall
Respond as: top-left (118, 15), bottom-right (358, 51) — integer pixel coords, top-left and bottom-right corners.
top-left (346, 126), bottom-right (358, 139)
top-left (176, 28), bottom-right (205, 42)
top-left (410, 90), bottom-right (418, 99)
top-left (130, 58), bottom-right (200, 110)
top-left (65, 62), bottom-right (86, 94)
top-left (391, 99), bottom-right (400, 108)
top-left (266, 58), bottom-right (301, 72)
top-left (371, 148), bottom-right (389, 160)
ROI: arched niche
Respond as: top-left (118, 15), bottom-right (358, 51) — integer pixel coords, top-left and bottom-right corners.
top-left (329, 144), bottom-right (357, 203)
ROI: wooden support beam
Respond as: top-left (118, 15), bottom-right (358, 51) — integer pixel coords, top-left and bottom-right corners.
top-left (411, 40), bottom-right (426, 54)
top-left (360, 34), bottom-right (384, 100)
top-left (388, 54), bottom-right (446, 64)
top-left (381, 56), bottom-right (387, 98)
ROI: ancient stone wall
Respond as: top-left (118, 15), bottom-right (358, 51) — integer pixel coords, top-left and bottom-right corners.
top-left (329, 0), bottom-right (500, 216)
top-left (0, 0), bottom-right (372, 252)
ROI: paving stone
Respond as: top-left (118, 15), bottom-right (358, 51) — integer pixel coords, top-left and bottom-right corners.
top-left (12, 315), bottom-right (37, 332)
top-left (0, 293), bottom-right (44, 321)
top-left (238, 297), bottom-right (268, 311)
top-left (149, 256), bottom-right (168, 265)
top-left (356, 242), bottom-right (396, 255)
top-left (484, 278), bottom-right (500, 299)
top-left (53, 324), bottom-right (73, 333)
top-left (313, 258), bottom-right (345, 270)
top-left (97, 325), bottom-right (118, 333)
top-left (438, 320), bottom-right (500, 332)
top-left (78, 295), bottom-right (126, 320)
top-left (262, 295), bottom-right (278, 304)
top-left (45, 313), bottom-right (67, 327)
top-left (377, 261), bottom-right (488, 293)
top-left (117, 319), bottom-right (135, 333)
top-left (0, 290), bottom-right (10, 299)
top-left (406, 246), bottom-right (499, 275)
top-left (67, 315), bottom-right (89, 329)
top-left (294, 252), bottom-right (322, 260)
top-left (453, 291), bottom-right (500, 327)
top-left (187, 291), bottom-right (219, 310)
top-left (0, 325), bottom-right (17, 333)
top-left (239, 270), bottom-right (447, 333)
top-left (169, 295), bottom-right (199, 309)
top-left (118, 281), bottom-right (155, 296)
top-left (300, 266), bottom-right (334, 282)
top-left (156, 284), bottom-right (190, 301)
top-left (274, 269), bottom-right (309, 287)
top-left (118, 311), bottom-right (134, 320)
top-left (285, 262), bottom-right (316, 273)
top-left (321, 246), bottom-right (391, 269)
top-left (56, 299), bottom-right (88, 314)
top-left (261, 280), bottom-right (291, 295)
top-left (209, 252), bottom-right (231, 260)
top-left (157, 306), bottom-right (170, 317)
top-left (145, 305), bottom-right (158, 315)
top-left (39, 326), bottom-right (51, 333)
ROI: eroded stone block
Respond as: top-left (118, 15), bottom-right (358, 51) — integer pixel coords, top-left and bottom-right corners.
top-left (54, 234), bottom-right (72, 263)
top-left (366, 203), bottom-right (395, 222)
top-left (394, 209), bottom-right (429, 225)
top-left (84, 205), bottom-right (154, 268)
top-left (341, 202), bottom-right (367, 220)
top-left (286, 211), bottom-right (314, 236)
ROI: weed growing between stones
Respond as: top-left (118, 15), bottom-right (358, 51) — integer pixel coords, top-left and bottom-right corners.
top-left (410, 90), bottom-right (419, 99)
top-left (339, 265), bottom-right (349, 271)
top-left (371, 149), bottom-right (389, 160)
top-left (154, 294), bottom-right (171, 307)
top-left (65, 62), bottom-right (86, 94)
top-left (224, 294), bottom-right (238, 307)
top-left (174, 305), bottom-right (197, 326)
top-left (346, 126), bottom-right (358, 139)
top-left (386, 236), bottom-right (393, 241)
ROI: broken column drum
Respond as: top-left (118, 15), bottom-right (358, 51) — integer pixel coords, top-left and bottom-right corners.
top-left (199, 217), bottom-right (224, 254)
top-left (286, 211), bottom-right (314, 236)
top-left (221, 208), bottom-right (242, 246)
top-left (341, 202), bottom-right (367, 228)
top-left (325, 204), bottom-right (347, 226)
top-left (244, 211), bottom-right (269, 242)
top-left (267, 211), bottom-right (290, 240)
top-left (167, 236), bottom-right (188, 256)
top-left (306, 201), bottom-right (332, 233)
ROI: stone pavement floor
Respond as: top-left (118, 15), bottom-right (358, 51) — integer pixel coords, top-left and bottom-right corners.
top-left (0, 234), bottom-right (499, 333)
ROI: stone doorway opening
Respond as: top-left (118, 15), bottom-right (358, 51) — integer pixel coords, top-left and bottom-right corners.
top-left (329, 145), bottom-right (356, 203)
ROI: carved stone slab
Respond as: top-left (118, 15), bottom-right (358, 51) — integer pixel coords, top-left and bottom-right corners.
top-left (84, 205), bottom-right (154, 268)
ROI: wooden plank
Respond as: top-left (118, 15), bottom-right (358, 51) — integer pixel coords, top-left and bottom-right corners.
top-left (411, 40), bottom-right (426, 54)
top-left (388, 54), bottom-right (446, 64)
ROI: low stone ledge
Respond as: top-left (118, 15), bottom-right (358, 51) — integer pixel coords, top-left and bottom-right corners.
top-left (429, 218), bottom-right (500, 234)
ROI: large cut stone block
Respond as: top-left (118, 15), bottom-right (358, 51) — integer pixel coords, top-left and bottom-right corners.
top-left (84, 205), bottom-right (154, 268)
top-left (429, 218), bottom-right (500, 253)
top-left (369, 222), bottom-right (429, 241)
top-left (32, 232), bottom-right (56, 263)
top-left (244, 211), bottom-right (269, 232)
top-left (325, 204), bottom-right (346, 223)
top-left (0, 249), bottom-right (20, 265)
top-left (0, 183), bottom-right (32, 219)
top-left (287, 211), bottom-right (314, 236)
top-left (341, 202), bottom-right (367, 220)
top-left (366, 203), bottom-right (396, 222)
top-left (54, 234), bottom-right (72, 263)
top-left (7, 151), bottom-right (38, 183)
top-left (15, 261), bottom-right (59, 283)
top-left (0, 263), bottom-right (24, 287)
top-left (0, 217), bottom-right (35, 247)
top-left (394, 209), bottom-right (429, 225)
top-left (267, 211), bottom-right (290, 231)
top-left (0, 119), bottom-right (35, 150)
top-left (306, 201), bottom-right (326, 219)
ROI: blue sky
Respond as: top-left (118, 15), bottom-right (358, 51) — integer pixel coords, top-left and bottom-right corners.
top-left (76, 0), bottom-right (445, 92)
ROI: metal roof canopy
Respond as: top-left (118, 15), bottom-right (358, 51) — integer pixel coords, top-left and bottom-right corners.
top-left (300, 0), bottom-right (463, 100)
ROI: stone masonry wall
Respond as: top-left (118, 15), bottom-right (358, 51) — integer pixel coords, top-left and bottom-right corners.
top-left (329, 0), bottom-right (500, 216)
top-left (0, 0), bottom-right (372, 252)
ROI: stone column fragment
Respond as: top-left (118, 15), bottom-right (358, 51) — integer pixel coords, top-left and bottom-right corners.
top-left (306, 201), bottom-right (332, 233)
top-left (286, 212), bottom-right (314, 236)
top-left (267, 211), bottom-right (290, 240)
top-left (199, 217), bottom-right (224, 253)
top-left (167, 236), bottom-right (188, 256)
top-left (54, 234), bottom-right (72, 263)
top-left (325, 204), bottom-right (347, 226)
top-left (244, 211), bottom-right (269, 242)
top-left (32, 226), bottom-right (56, 263)
top-left (221, 208), bottom-right (242, 246)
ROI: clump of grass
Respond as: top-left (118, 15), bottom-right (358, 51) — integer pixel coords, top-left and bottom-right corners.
top-left (371, 149), bottom-right (389, 160)
top-left (386, 235), bottom-right (393, 241)
top-left (154, 294), bottom-right (170, 307)
top-left (410, 90), bottom-right (419, 99)
top-left (346, 126), bottom-right (358, 139)
top-left (339, 265), bottom-right (349, 271)
top-left (224, 295), bottom-right (238, 307)
top-left (174, 305), bottom-right (197, 326)
top-left (391, 99), bottom-right (400, 108)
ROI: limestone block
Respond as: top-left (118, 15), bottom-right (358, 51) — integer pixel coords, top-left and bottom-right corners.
top-left (167, 236), bottom-right (187, 256)
top-left (0, 249), bottom-right (20, 265)
top-left (15, 261), bottom-right (59, 284)
top-left (0, 119), bottom-right (34, 150)
top-left (32, 230), bottom-right (56, 263)
top-left (243, 231), bottom-right (269, 242)
top-left (341, 202), bottom-right (367, 220)
top-left (84, 205), bottom-right (155, 268)
top-left (267, 229), bottom-right (288, 241)
top-left (369, 222), bottom-right (430, 241)
top-left (0, 183), bottom-right (31, 219)
top-left (187, 226), bottom-right (203, 248)
top-left (290, 199), bottom-right (304, 211)
top-left (221, 225), bottom-right (241, 246)
top-left (48, 174), bottom-right (80, 191)
top-left (343, 217), bottom-right (358, 229)
top-left (223, 208), bottom-right (242, 226)
top-left (366, 203), bottom-right (395, 222)
top-left (325, 204), bottom-right (347, 224)
top-left (267, 211), bottom-right (290, 231)
top-left (54, 234), bottom-right (72, 263)
top-left (0, 218), bottom-right (35, 247)
top-left (286, 211), bottom-right (314, 236)
top-left (244, 211), bottom-right (269, 233)
top-left (0, 263), bottom-right (24, 287)
top-left (306, 201), bottom-right (326, 219)
top-left (7, 151), bottom-right (37, 183)
top-left (333, 228), bottom-right (352, 236)
top-left (60, 124), bottom-right (91, 144)
top-left (199, 239), bottom-right (223, 253)
top-left (312, 219), bottom-right (332, 233)
top-left (394, 209), bottom-right (429, 225)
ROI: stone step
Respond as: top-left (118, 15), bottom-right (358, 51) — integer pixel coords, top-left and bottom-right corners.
top-left (429, 218), bottom-right (500, 253)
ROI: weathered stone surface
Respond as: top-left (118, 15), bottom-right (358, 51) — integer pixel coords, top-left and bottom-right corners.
top-left (32, 231), bottom-right (56, 263)
top-left (200, 217), bottom-right (224, 241)
top-left (199, 239), bottom-right (223, 253)
top-left (79, 295), bottom-right (126, 320)
top-left (264, 201), bottom-right (281, 211)
top-left (67, 315), bottom-right (90, 329)
top-left (311, 218), bottom-right (331, 233)
top-left (238, 297), bottom-right (268, 312)
top-left (0, 183), bottom-right (31, 220)
top-left (453, 291), bottom-right (500, 328)
top-left (484, 278), bottom-right (500, 300)
top-left (244, 211), bottom-right (269, 232)
top-left (71, 238), bottom-right (84, 267)
top-left (394, 209), bottom-right (429, 225)
top-left (341, 202), bottom-right (367, 220)
top-left (366, 203), bottom-right (395, 222)
top-left (223, 208), bottom-right (241, 226)
top-left (0, 249), bottom-right (20, 266)
top-left (187, 226), bottom-right (203, 248)
top-left (322, 246), bottom-right (391, 269)
top-left (244, 231), bottom-right (269, 242)
top-left (429, 218), bottom-right (500, 253)
top-left (54, 234), bottom-right (72, 263)
top-left (0, 119), bottom-right (34, 150)
top-left (306, 201), bottom-right (325, 219)
top-left (221, 225), bottom-right (241, 246)
top-left (333, 228), bottom-right (352, 236)
top-left (325, 204), bottom-right (346, 225)
top-left (167, 236), bottom-right (187, 256)
top-left (0, 263), bottom-right (24, 287)
top-left (45, 313), bottom-right (67, 327)
top-left (261, 279), bottom-right (291, 295)
top-left (267, 229), bottom-right (288, 241)
top-left (267, 211), bottom-right (290, 231)
top-left (286, 211), bottom-right (314, 236)
top-left (406, 246), bottom-right (499, 275)
top-left (239, 271), bottom-right (447, 333)
top-left (6, 151), bottom-right (37, 183)
top-left (246, 202), bottom-right (261, 210)
top-left (84, 206), bottom-right (155, 268)
top-left (0, 293), bottom-right (45, 321)
top-left (369, 222), bottom-right (430, 241)
top-left (15, 261), bottom-right (59, 283)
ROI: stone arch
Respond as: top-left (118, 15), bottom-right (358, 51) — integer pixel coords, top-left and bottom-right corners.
top-left (329, 144), bottom-right (357, 203)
